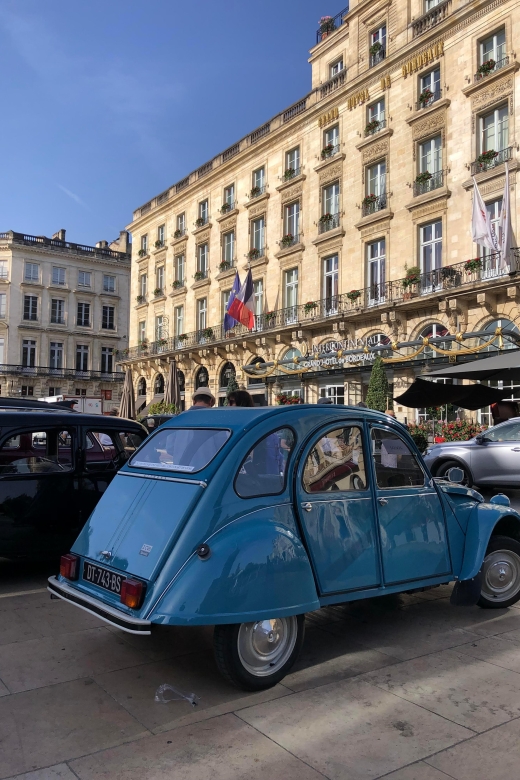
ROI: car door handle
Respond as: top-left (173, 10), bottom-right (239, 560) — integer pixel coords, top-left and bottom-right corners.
top-left (378, 498), bottom-right (388, 505)
top-left (301, 502), bottom-right (313, 512)
top-left (512, 448), bottom-right (520, 452)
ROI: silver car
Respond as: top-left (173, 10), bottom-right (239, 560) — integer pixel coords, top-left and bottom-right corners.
top-left (423, 417), bottom-right (520, 486)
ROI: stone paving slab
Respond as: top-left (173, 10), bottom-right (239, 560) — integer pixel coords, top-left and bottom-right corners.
top-left (69, 712), bottom-right (326, 780)
top-left (238, 676), bottom-right (473, 780)
top-left (5, 764), bottom-right (77, 780)
top-left (382, 763), bottom-right (454, 780)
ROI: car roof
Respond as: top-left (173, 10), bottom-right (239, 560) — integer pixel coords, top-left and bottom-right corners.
top-left (0, 409), bottom-right (145, 429)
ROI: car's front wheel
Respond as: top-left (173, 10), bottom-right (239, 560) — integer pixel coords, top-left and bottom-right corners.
top-left (213, 615), bottom-right (305, 690)
top-left (478, 536), bottom-right (520, 609)
top-left (435, 459), bottom-right (472, 486)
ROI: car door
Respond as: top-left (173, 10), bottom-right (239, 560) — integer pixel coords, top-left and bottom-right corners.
top-left (369, 425), bottom-right (451, 585)
top-left (470, 420), bottom-right (520, 484)
top-left (0, 425), bottom-right (80, 559)
top-left (295, 421), bottom-right (382, 595)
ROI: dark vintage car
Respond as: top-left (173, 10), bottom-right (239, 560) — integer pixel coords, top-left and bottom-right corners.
top-left (0, 402), bottom-right (147, 561)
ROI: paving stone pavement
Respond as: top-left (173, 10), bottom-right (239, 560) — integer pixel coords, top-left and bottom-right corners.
top-left (1, 494), bottom-right (520, 780)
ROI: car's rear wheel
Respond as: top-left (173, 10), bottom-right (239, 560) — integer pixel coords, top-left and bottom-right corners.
top-left (478, 536), bottom-right (520, 609)
top-left (213, 615), bottom-right (305, 690)
top-left (435, 459), bottom-right (472, 486)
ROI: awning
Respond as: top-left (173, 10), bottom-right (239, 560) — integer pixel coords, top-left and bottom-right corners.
top-left (394, 377), bottom-right (507, 410)
top-left (425, 349), bottom-right (520, 382)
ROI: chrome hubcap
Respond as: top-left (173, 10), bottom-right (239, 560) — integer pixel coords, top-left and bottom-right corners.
top-left (237, 617), bottom-right (298, 677)
top-left (481, 549), bottom-right (520, 602)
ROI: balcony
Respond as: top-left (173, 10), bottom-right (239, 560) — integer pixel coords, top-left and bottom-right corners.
top-left (219, 202), bottom-right (236, 214)
top-left (362, 194), bottom-right (387, 217)
top-left (416, 88), bottom-right (442, 111)
top-left (319, 70), bottom-right (347, 99)
top-left (364, 118), bottom-right (386, 137)
top-left (318, 214), bottom-right (340, 234)
top-left (171, 281), bottom-right (185, 291)
top-left (248, 184), bottom-right (267, 199)
top-left (173, 228), bottom-right (187, 239)
top-left (193, 271), bottom-right (208, 282)
top-left (194, 217), bottom-right (209, 228)
top-left (283, 98), bottom-right (307, 123)
top-left (0, 231), bottom-right (130, 262)
top-left (470, 147), bottom-right (512, 175)
top-left (278, 234), bottom-right (300, 250)
top-left (246, 247), bottom-right (265, 262)
top-left (316, 6), bottom-right (349, 44)
top-left (218, 260), bottom-right (235, 274)
top-left (412, 0), bottom-right (451, 38)
top-left (117, 250), bottom-right (520, 363)
top-left (474, 56), bottom-right (509, 82)
top-left (320, 144), bottom-right (340, 161)
top-left (369, 47), bottom-right (385, 68)
top-left (280, 167), bottom-right (301, 182)
top-left (0, 364), bottom-right (125, 381)
top-left (413, 170), bottom-right (444, 197)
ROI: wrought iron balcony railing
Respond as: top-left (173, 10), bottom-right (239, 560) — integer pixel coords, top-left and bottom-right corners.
top-left (278, 234), bottom-right (300, 249)
top-left (474, 56), bottom-right (509, 82)
top-left (470, 146), bottom-right (512, 175)
top-left (362, 194), bottom-right (387, 217)
top-left (280, 167), bottom-right (302, 182)
top-left (316, 6), bottom-right (349, 44)
top-left (318, 214), bottom-right (340, 234)
top-left (319, 70), bottom-right (347, 99)
top-left (369, 48), bottom-right (385, 68)
top-left (0, 231), bottom-right (130, 262)
top-left (0, 365), bottom-right (125, 381)
top-left (416, 88), bottom-right (442, 111)
top-left (413, 170), bottom-right (444, 196)
top-left (248, 184), bottom-right (267, 199)
top-left (364, 118), bottom-right (386, 136)
top-left (412, 0), bottom-right (451, 37)
top-left (117, 251), bottom-right (520, 362)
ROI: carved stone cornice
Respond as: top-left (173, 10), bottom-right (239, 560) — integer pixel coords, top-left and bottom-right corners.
top-left (218, 215), bottom-right (237, 232)
top-left (241, 255), bottom-right (268, 270)
top-left (461, 159), bottom-right (519, 191)
top-left (274, 242), bottom-right (305, 260)
top-left (470, 73), bottom-right (516, 115)
top-left (405, 98), bottom-right (451, 126)
top-left (194, 230), bottom-right (211, 246)
top-left (152, 245), bottom-right (167, 256)
top-left (312, 225), bottom-right (345, 246)
top-left (215, 208), bottom-right (239, 223)
top-left (354, 208), bottom-right (394, 230)
top-left (361, 138), bottom-right (390, 164)
top-left (192, 277), bottom-right (211, 291)
top-left (216, 265), bottom-right (238, 282)
top-left (244, 192), bottom-right (270, 210)
top-left (192, 223), bottom-right (212, 239)
top-left (355, 127), bottom-right (393, 152)
top-left (170, 234), bottom-right (188, 248)
top-left (248, 202), bottom-right (269, 218)
top-left (405, 187), bottom-right (451, 211)
top-left (169, 285), bottom-right (187, 299)
top-left (275, 173), bottom-right (307, 193)
top-left (319, 162), bottom-right (344, 186)
top-left (313, 152), bottom-right (346, 174)
top-left (410, 107), bottom-right (447, 141)
top-left (463, 62), bottom-right (520, 98)
top-left (280, 183), bottom-right (304, 204)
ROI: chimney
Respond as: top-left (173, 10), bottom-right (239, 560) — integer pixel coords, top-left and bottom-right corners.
top-left (118, 230), bottom-right (130, 253)
top-left (52, 229), bottom-right (66, 241)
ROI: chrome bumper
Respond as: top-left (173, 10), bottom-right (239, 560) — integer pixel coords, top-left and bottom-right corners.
top-left (47, 576), bottom-right (152, 635)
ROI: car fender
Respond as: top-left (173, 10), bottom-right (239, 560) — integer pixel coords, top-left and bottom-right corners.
top-left (458, 502), bottom-right (520, 581)
top-left (146, 507), bottom-right (320, 626)
top-left (429, 453), bottom-right (473, 479)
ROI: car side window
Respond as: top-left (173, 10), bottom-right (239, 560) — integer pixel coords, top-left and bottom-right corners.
top-left (118, 430), bottom-right (147, 455)
top-left (303, 426), bottom-right (366, 493)
top-left (371, 428), bottom-right (425, 489)
top-left (85, 431), bottom-right (119, 472)
top-left (235, 427), bottom-right (295, 498)
top-left (484, 422), bottom-right (520, 442)
top-left (0, 429), bottom-right (73, 474)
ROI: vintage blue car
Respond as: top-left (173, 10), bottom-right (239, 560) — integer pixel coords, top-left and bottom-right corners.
top-left (48, 406), bottom-right (520, 690)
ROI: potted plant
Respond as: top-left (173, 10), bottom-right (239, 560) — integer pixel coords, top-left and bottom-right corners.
top-left (464, 257), bottom-right (482, 273)
top-left (139, 338), bottom-right (149, 350)
top-left (319, 212), bottom-right (334, 224)
top-left (319, 16), bottom-right (335, 37)
top-left (477, 58), bottom-right (496, 76)
top-left (195, 217), bottom-right (205, 227)
top-left (154, 240), bottom-right (164, 249)
top-left (304, 301), bottom-right (318, 314)
top-left (364, 119), bottom-right (381, 136)
top-left (173, 229), bottom-right (183, 239)
top-left (362, 194), bottom-right (378, 207)
top-left (402, 267), bottom-right (421, 298)
top-left (415, 171), bottom-right (432, 184)
top-left (265, 310), bottom-right (276, 324)
top-left (137, 248), bottom-right (147, 257)
top-left (247, 247), bottom-right (261, 260)
top-left (136, 294), bottom-right (145, 304)
top-left (157, 337), bottom-right (168, 347)
top-left (249, 185), bottom-right (261, 198)
top-left (122, 348), bottom-right (129, 358)
top-left (477, 149), bottom-right (498, 166)
top-left (347, 289), bottom-right (362, 303)
top-left (194, 270), bottom-right (206, 281)
top-left (172, 280), bottom-right (183, 289)
top-left (284, 168), bottom-right (295, 181)
top-left (321, 143), bottom-right (335, 159)
top-left (177, 333), bottom-right (188, 342)
top-left (201, 327), bottom-right (214, 339)
top-left (281, 234), bottom-right (294, 248)
top-left (418, 88), bottom-right (434, 106)
top-left (220, 202), bottom-right (231, 213)
top-left (219, 260), bottom-right (231, 272)
top-left (153, 287), bottom-right (163, 296)
top-left (369, 41), bottom-right (383, 56)
top-left (441, 266), bottom-right (458, 282)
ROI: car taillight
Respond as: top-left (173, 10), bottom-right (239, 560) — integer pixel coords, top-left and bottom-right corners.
top-left (120, 578), bottom-right (146, 609)
top-left (60, 553), bottom-right (79, 580)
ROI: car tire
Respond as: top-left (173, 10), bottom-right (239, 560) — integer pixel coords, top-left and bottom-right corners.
top-left (435, 459), bottom-right (472, 486)
top-left (478, 535), bottom-right (520, 609)
top-left (213, 615), bottom-right (305, 691)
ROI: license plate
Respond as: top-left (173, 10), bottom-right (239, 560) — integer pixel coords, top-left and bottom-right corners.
top-left (83, 561), bottom-right (123, 594)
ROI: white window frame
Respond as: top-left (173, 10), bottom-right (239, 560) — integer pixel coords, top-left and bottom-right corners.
top-left (480, 29), bottom-right (506, 65)
top-left (51, 298), bottom-right (65, 325)
top-left (330, 58), bottom-right (344, 77)
top-left (140, 234), bottom-right (148, 253)
top-left (24, 262), bottom-right (39, 282)
top-left (198, 244), bottom-right (208, 275)
top-left (284, 268), bottom-right (298, 324)
top-left (367, 161), bottom-right (386, 197)
top-left (139, 273), bottom-right (147, 297)
top-left (323, 181), bottom-right (340, 215)
top-left (224, 184), bottom-right (235, 207)
top-left (0, 292), bottom-right (6, 319)
top-left (253, 167), bottom-right (265, 189)
top-left (419, 134), bottom-right (442, 174)
top-left (323, 255), bottom-right (339, 315)
top-left (174, 305), bottom-right (184, 337)
top-left (252, 217), bottom-right (265, 253)
top-left (419, 220), bottom-right (443, 291)
top-left (103, 274), bottom-right (115, 293)
top-left (175, 254), bottom-right (185, 283)
top-left (156, 266), bottom-right (164, 291)
top-left (324, 124), bottom-right (339, 149)
top-left (367, 239), bottom-right (386, 306)
top-left (157, 224), bottom-right (165, 244)
top-left (197, 298), bottom-right (207, 331)
top-left (138, 321), bottom-right (146, 343)
top-left (368, 99), bottom-right (385, 124)
top-left (480, 104), bottom-right (509, 154)
top-left (52, 266), bottom-right (66, 286)
top-left (78, 270), bottom-right (91, 288)
top-left (223, 231), bottom-right (235, 264)
top-left (49, 341), bottom-right (63, 369)
top-left (284, 202), bottom-right (300, 237)
top-left (199, 200), bottom-right (209, 223)
top-left (286, 147), bottom-right (300, 173)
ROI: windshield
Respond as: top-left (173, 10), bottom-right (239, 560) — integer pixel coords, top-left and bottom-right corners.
top-left (129, 428), bottom-right (230, 473)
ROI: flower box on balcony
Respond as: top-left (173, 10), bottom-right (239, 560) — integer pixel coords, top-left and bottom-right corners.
top-left (157, 338), bottom-right (168, 347)
top-left (281, 234), bottom-right (294, 248)
top-left (136, 295), bottom-right (145, 304)
top-left (220, 203), bottom-right (231, 213)
top-left (464, 257), bottom-right (482, 273)
top-left (321, 144), bottom-right (335, 160)
top-left (319, 213), bottom-right (334, 224)
top-left (154, 240), bottom-right (164, 249)
top-left (249, 186), bottom-right (262, 198)
top-left (172, 280), bottom-right (183, 289)
top-left (364, 119), bottom-right (381, 136)
top-left (369, 41), bottom-right (383, 56)
top-left (173, 229), bottom-right (183, 239)
top-left (265, 311), bottom-right (276, 324)
top-left (139, 340), bottom-right (148, 349)
top-left (247, 248), bottom-right (261, 260)
top-left (219, 261), bottom-right (231, 272)
top-left (362, 194), bottom-right (378, 207)
top-left (402, 267), bottom-right (421, 288)
top-left (415, 171), bottom-right (432, 184)
top-left (319, 16), bottom-right (335, 36)
top-left (201, 328), bottom-right (214, 339)
top-left (194, 217), bottom-right (205, 227)
top-left (418, 88), bottom-right (434, 106)
top-left (276, 392), bottom-right (301, 405)
top-left (194, 271), bottom-right (206, 281)
top-left (153, 288), bottom-right (163, 296)
top-left (441, 267), bottom-right (458, 281)
top-left (177, 333), bottom-right (188, 342)
top-left (477, 58), bottom-right (496, 76)
top-left (347, 289), bottom-right (362, 303)
top-left (477, 150), bottom-right (498, 165)
top-left (137, 249), bottom-right (147, 257)
top-left (304, 301), bottom-right (318, 314)
top-left (284, 168), bottom-right (296, 181)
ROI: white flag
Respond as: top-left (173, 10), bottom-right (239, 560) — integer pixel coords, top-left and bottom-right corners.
top-left (498, 162), bottom-right (512, 271)
top-left (472, 176), bottom-right (496, 253)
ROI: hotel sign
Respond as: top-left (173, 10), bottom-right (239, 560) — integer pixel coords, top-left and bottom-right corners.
top-left (402, 41), bottom-right (444, 78)
top-left (318, 106), bottom-right (339, 127)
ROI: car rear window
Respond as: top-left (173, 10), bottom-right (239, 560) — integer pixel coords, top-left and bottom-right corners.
top-left (129, 428), bottom-right (230, 473)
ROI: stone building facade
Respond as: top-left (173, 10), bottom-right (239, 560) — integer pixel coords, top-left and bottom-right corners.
top-left (0, 229), bottom-right (131, 409)
top-left (122, 0), bottom-right (520, 423)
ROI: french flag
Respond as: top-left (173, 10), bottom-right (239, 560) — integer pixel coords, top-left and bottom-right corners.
top-left (224, 271), bottom-right (241, 332)
top-left (227, 268), bottom-right (255, 329)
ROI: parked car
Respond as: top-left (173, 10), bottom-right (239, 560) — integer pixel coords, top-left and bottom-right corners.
top-left (49, 406), bottom-right (520, 690)
top-left (0, 404), bottom-right (147, 560)
top-left (424, 417), bottom-right (520, 486)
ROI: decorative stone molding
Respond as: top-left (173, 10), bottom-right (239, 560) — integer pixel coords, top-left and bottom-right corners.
top-left (276, 173), bottom-right (306, 193)
top-left (218, 216), bottom-right (237, 232)
top-left (314, 153), bottom-right (346, 175)
top-left (193, 229), bottom-right (211, 245)
top-left (411, 107), bottom-right (446, 141)
top-left (312, 225), bottom-right (345, 247)
top-left (192, 277), bottom-right (211, 291)
top-left (319, 163), bottom-right (343, 186)
top-left (244, 192), bottom-right (270, 210)
top-left (248, 203), bottom-right (268, 218)
top-left (470, 75), bottom-right (515, 116)
top-left (280, 183), bottom-right (304, 204)
top-left (405, 188), bottom-right (451, 212)
top-left (192, 223), bottom-right (212, 238)
top-left (360, 219), bottom-right (391, 238)
top-left (242, 255), bottom-right (268, 270)
top-left (274, 242), bottom-right (305, 260)
top-left (411, 199), bottom-right (448, 221)
top-left (463, 62), bottom-right (519, 98)
top-left (216, 266), bottom-right (238, 282)
top-left (356, 127), bottom-right (393, 152)
top-left (315, 236), bottom-right (344, 256)
top-left (406, 98), bottom-right (450, 126)
top-left (461, 159), bottom-right (519, 191)
top-left (170, 234), bottom-right (188, 248)
top-left (278, 252), bottom-right (304, 270)
top-left (215, 208), bottom-right (239, 224)
top-left (169, 286), bottom-right (187, 299)
top-left (354, 209), bottom-right (394, 230)
top-left (361, 139), bottom-right (389, 163)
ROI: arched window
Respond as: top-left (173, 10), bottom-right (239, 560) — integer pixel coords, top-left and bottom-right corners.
top-left (177, 369), bottom-right (185, 392)
top-left (154, 373), bottom-right (164, 395)
top-left (366, 332), bottom-right (392, 359)
top-left (417, 323), bottom-right (450, 359)
top-left (195, 366), bottom-right (209, 389)
top-left (483, 318), bottom-right (519, 351)
top-left (220, 362), bottom-right (236, 389)
top-left (248, 357), bottom-right (266, 387)
top-left (282, 347), bottom-right (302, 371)
top-left (137, 377), bottom-right (146, 396)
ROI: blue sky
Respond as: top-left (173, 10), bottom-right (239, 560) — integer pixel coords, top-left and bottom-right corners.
top-left (0, 0), bottom-right (328, 246)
